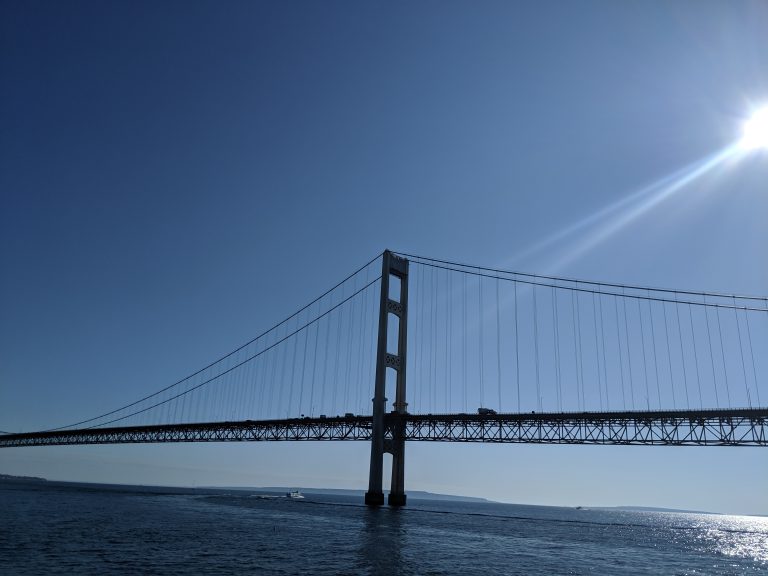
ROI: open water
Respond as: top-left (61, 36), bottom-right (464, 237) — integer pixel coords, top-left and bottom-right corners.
top-left (0, 480), bottom-right (766, 575)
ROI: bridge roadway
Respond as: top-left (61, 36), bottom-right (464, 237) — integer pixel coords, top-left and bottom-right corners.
top-left (1, 409), bottom-right (766, 448)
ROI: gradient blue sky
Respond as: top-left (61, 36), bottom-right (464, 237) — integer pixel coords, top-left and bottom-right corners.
top-left (1, 0), bottom-right (767, 515)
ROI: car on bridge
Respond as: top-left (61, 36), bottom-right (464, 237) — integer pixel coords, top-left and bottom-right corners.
top-left (477, 408), bottom-right (497, 416)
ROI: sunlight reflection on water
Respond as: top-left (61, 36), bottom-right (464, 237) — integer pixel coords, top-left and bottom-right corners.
top-left (2, 482), bottom-right (766, 575)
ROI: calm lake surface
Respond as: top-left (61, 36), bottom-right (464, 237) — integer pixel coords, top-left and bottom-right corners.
top-left (1, 480), bottom-right (766, 575)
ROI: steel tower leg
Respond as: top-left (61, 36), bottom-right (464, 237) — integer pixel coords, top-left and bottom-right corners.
top-left (364, 250), bottom-right (388, 507)
top-left (365, 250), bottom-right (409, 507)
top-left (388, 252), bottom-right (409, 507)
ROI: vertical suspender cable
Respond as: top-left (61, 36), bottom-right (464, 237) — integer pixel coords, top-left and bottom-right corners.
top-left (622, 292), bottom-right (635, 410)
top-left (745, 313), bottom-right (761, 406)
top-left (496, 277), bottom-right (502, 413)
top-left (598, 291), bottom-right (609, 411)
top-left (269, 335), bottom-right (280, 418)
top-left (661, 303), bottom-right (676, 409)
top-left (514, 279), bottom-right (520, 412)
top-left (715, 306), bottom-right (731, 407)
top-left (298, 312), bottom-right (309, 416)
top-left (243, 347), bottom-right (253, 420)
top-left (332, 293), bottom-right (343, 415)
top-left (343, 287), bottom-right (353, 413)
top-left (367, 277), bottom-right (377, 414)
top-left (275, 326), bottom-right (289, 414)
top-left (479, 273), bottom-right (485, 409)
top-left (647, 296), bottom-right (661, 410)
top-left (428, 267), bottom-right (434, 411)
top-left (703, 297), bottom-right (719, 407)
top-left (321, 295), bottom-right (332, 415)
top-left (572, 291), bottom-right (582, 411)
top-left (310, 306), bottom-right (320, 416)
top-left (593, 292), bottom-right (603, 411)
top-left (463, 272), bottom-right (468, 413)
top-left (552, 286), bottom-right (561, 411)
top-left (234, 348), bottom-right (244, 420)
top-left (614, 297), bottom-right (627, 410)
top-left (447, 269), bottom-right (453, 411)
top-left (412, 265), bottom-right (421, 413)
top-left (432, 267), bottom-right (439, 411)
top-left (733, 297), bottom-right (751, 407)
top-left (637, 298), bottom-right (650, 410)
top-left (426, 267), bottom-right (432, 411)
top-left (419, 265), bottom-right (427, 412)
top-left (448, 272), bottom-right (454, 409)
top-left (288, 315), bottom-right (298, 417)
top-left (687, 304), bottom-right (703, 409)
top-left (674, 294), bottom-right (690, 409)
top-left (576, 288), bottom-right (586, 410)
top-left (533, 283), bottom-right (541, 411)
top-left (355, 276), bottom-right (367, 414)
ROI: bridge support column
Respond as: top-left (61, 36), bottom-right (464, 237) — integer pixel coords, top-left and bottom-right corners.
top-left (388, 427), bottom-right (406, 506)
top-left (365, 250), bottom-right (409, 507)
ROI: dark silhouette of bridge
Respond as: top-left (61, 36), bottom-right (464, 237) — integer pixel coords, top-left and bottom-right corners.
top-left (2, 250), bottom-right (767, 506)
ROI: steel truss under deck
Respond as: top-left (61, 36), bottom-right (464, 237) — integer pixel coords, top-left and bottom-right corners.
top-left (402, 409), bottom-right (767, 446)
top-left (1, 409), bottom-right (766, 448)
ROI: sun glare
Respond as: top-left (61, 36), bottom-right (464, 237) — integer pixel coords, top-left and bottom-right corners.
top-left (740, 106), bottom-right (768, 150)
top-left (512, 105), bottom-right (767, 272)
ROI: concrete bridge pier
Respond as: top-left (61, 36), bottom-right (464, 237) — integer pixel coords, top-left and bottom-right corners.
top-left (388, 427), bottom-right (406, 506)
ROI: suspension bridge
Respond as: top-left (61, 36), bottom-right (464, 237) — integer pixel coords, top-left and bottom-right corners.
top-left (1, 251), bottom-right (766, 506)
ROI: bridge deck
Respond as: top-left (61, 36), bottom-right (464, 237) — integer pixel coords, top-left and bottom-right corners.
top-left (1, 409), bottom-right (766, 447)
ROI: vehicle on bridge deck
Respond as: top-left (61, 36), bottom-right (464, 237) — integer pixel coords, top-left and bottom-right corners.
top-left (477, 408), bottom-right (497, 416)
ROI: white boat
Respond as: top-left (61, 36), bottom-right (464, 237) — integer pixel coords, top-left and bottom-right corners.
top-left (286, 490), bottom-right (305, 499)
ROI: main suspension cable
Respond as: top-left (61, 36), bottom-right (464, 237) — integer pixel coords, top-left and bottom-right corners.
top-left (48, 253), bottom-right (383, 431)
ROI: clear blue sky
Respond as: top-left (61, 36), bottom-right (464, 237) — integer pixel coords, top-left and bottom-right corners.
top-left (1, 0), bottom-right (766, 515)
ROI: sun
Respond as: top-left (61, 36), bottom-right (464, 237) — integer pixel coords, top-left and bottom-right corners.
top-left (740, 106), bottom-right (768, 150)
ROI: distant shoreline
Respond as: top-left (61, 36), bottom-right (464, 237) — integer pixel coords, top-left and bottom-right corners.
top-left (202, 486), bottom-right (494, 503)
top-left (0, 474), bottom-right (489, 503)
top-left (3, 474), bottom-right (761, 516)
top-left (0, 473), bottom-right (47, 483)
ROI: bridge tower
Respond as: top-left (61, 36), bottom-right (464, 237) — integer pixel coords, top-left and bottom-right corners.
top-left (365, 250), bottom-right (409, 507)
